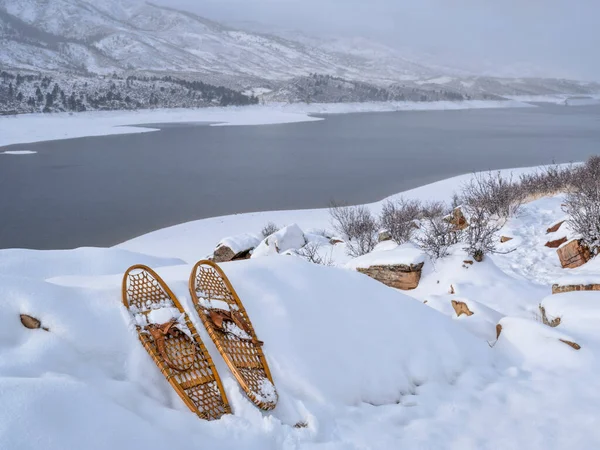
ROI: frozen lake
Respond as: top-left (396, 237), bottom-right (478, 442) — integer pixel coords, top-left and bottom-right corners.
top-left (1, 103), bottom-right (599, 249)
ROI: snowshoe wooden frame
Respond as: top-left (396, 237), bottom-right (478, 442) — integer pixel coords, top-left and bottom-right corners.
top-left (122, 264), bottom-right (231, 420)
top-left (189, 260), bottom-right (278, 410)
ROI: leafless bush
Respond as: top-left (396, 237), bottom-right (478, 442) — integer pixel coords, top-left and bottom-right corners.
top-left (329, 202), bottom-right (378, 257)
top-left (421, 201), bottom-right (448, 220)
top-left (563, 156), bottom-right (600, 253)
top-left (261, 222), bottom-right (279, 238)
top-left (296, 242), bottom-right (334, 266)
top-left (450, 193), bottom-right (461, 209)
top-left (460, 171), bottom-right (523, 220)
top-left (379, 198), bottom-right (422, 244)
top-left (462, 206), bottom-right (502, 261)
top-left (518, 163), bottom-right (575, 199)
top-left (416, 216), bottom-right (461, 260)
top-left (308, 228), bottom-right (334, 239)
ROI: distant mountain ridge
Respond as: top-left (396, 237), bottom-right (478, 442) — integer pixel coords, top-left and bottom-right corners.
top-left (1, 0), bottom-right (599, 113)
top-left (0, 0), bottom-right (436, 86)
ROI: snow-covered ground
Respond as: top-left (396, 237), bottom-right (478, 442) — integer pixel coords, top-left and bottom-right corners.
top-left (0, 99), bottom-right (532, 147)
top-left (3, 166), bottom-right (600, 449)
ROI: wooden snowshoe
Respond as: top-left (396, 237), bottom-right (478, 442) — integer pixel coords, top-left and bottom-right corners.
top-left (122, 264), bottom-right (230, 420)
top-left (189, 260), bottom-right (278, 410)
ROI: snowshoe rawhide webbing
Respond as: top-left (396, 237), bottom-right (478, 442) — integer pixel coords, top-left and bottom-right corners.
top-left (122, 264), bottom-right (230, 420)
top-left (189, 260), bottom-right (278, 410)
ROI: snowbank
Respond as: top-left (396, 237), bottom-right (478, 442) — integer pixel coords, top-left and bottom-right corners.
top-left (0, 256), bottom-right (492, 450)
top-left (252, 224), bottom-right (306, 258)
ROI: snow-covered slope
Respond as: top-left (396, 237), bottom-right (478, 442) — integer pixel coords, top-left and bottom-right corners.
top-left (0, 0), bottom-right (435, 84)
top-left (5, 167), bottom-right (600, 448)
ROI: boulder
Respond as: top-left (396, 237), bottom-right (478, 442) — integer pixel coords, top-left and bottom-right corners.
top-left (556, 239), bottom-right (591, 269)
top-left (451, 300), bottom-right (474, 317)
top-left (347, 243), bottom-right (426, 290)
top-left (545, 236), bottom-right (568, 249)
top-left (20, 314), bottom-right (49, 331)
top-left (377, 230), bottom-right (393, 243)
top-left (357, 262), bottom-right (424, 290)
top-left (552, 283), bottom-right (600, 294)
top-left (213, 233), bottom-right (261, 262)
top-left (547, 220), bottom-right (565, 234)
top-left (447, 207), bottom-right (468, 231)
top-left (252, 224), bottom-right (306, 258)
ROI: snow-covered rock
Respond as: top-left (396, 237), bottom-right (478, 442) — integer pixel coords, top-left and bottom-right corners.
top-left (251, 223), bottom-right (306, 258)
top-left (346, 243), bottom-right (426, 290)
top-left (213, 233), bottom-right (261, 262)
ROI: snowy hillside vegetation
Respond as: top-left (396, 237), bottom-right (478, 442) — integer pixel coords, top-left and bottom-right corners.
top-left (0, 70), bottom-right (258, 114)
top-left (263, 73), bottom-right (498, 103)
top-left (1, 0), bottom-right (599, 116)
top-left (4, 163), bottom-right (600, 448)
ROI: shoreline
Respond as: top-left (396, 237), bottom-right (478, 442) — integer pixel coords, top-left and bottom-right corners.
top-left (0, 99), bottom-right (534, 147)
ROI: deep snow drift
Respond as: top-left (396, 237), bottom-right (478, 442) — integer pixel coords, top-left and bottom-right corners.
top-left (3, 168), bottom-right (600, 449)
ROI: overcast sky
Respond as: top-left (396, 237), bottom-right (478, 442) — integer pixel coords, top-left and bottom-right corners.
top-left (155, 0), bottom-right (599, 80)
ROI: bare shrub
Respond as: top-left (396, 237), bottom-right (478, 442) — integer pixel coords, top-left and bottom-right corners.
top-left (518, 163), bottom-right (575, 199)
top-left (421, 201), bottom-right (448, 220)
top-left (461, 171), bottom-right (523, 220)
top-left (416, 216), bottom-right (461, 260)
top-left (329, 202), bottom-right (378, 257)
top-left (462, 206), bottom-right (502, 261)
top-left (261, 222), bottom-right (279, 238)
top-left (296, 242), bottom-right (333, 266)
top-left (450, 193), bottom-right (461, 209)
top-left (379, 198), bottom-right (422, 244)
top-left (563, 156), bottom-right (600, 253)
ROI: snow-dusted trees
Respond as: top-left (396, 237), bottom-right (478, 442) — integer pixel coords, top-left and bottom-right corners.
top-left (0, 70), bottom-right (258, 115)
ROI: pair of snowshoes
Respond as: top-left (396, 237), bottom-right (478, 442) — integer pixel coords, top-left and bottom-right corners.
top-left (122, 260), bottom-right (277, 420)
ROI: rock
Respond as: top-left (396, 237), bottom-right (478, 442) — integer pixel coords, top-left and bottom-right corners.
top-left (20, 314), bottom-right (48, 331)
top-left (545, 236), bottom-right (568, 249)
top-left (538, 305), bottom-right (561, 327)
top-left (559, 339), bottom-right (581, 350)
top-left (447, 207), bottom-right (469, 231)
top-left (213, 245), bottom-right (252, 262)
top-left (463, 260), bottom-right (474, 265)
top-left (252, 224), bottom-right (306, 258)
top-left (552, 283), bottom-right (600, 294)
top-left (556, 239), bottom-right (591, 269)
top-left (547, 220), bottom-right (565, 234)
top-left (473, 251), bottom-right (484, 262)
top-left (377, 230), bottom-right (393, 243)
top-left (500, 236), bottom-right (513, 243)
top-left (356, 262), bottom-right (424, 290)
top-left (213, 233), bottom-right (261, 263)
top-left (451, 300), bottom-right (474, 317)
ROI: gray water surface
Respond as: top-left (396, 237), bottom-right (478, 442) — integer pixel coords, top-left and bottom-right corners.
top-left (1, 104), bottom-right (599, 250)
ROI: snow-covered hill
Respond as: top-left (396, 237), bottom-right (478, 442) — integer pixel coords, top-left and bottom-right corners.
top-left (4, 167), bottom-right (600, 449)
top-left (0, 0), bottom-right (435, 85)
